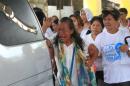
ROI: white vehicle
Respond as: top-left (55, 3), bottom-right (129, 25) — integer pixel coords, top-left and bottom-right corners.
top-left (0, 0), bottom-right (53, 86)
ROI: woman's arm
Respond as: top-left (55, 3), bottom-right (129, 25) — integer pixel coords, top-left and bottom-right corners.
top-left (46, 39), bottom-right (57, 73)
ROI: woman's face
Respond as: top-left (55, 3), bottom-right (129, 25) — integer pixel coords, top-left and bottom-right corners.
top-left (52, 22), bottom-right (58, 32)
top-left (90, 20), bottom-right (102, 35)
top-left (70, 16), bottom-right (78, 29)
top-left (103, 14), bottom-right (118, 30)
top-left (80, 11), bottom-right (87, 23)
top-left (58, 22), bottom-right (73, 43)
top-left (120, 12), bottom-right (127, 20)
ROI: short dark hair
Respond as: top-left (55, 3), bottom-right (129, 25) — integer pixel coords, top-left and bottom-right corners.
top-left (119, 8), bottom-right (128, 14)
top-left (102, 9), bottom-right (120, 21)
top-left (53, 19), bottom-right (59, 24)
top-left (33, 7), bottom-right (46, 26)
top-left (90, 16), bottom-right (104, 28)
top-left (52, 16), bottom-right (59, 25)
top-left (69, 14), bottom-right (77, 19)
top-left (74, 10), bottom-right (80, 16)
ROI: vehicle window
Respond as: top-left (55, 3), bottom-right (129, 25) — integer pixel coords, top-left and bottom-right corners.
top-left (0, 0), bottom-right (44, 46)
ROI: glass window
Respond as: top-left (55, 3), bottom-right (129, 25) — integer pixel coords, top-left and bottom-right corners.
top-left (48, 0), bottom-right (71, 6)
top-left (0, 0), bottom-right (44, 46)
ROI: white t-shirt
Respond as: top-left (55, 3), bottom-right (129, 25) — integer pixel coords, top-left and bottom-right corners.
top-left (95, 26), bottom-right (130, 83)
top-left (83, 34), bottom-right (103, 71)
top-left (64, 44), bottom-right (78, 86)
top-left (44, 27), bottom-right (57, 42)
top-left (120, 24), bottom-right (130, 32)
top-left (103, 24), bottom-right (129, 33)
top-left (83, 34), bottom-right (94, 45)
top-left (80, 27), bottom-right (90, 39)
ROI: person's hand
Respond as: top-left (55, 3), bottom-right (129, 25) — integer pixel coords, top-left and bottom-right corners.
top-left (51, 59), bottom-right (56, 71)
top-left (85, 57), bottom-right (94, 69)
top-left (120, 44), bottom-right (129, 52)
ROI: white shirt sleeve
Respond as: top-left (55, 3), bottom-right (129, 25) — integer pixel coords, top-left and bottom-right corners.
top-left (95, 34), bottom-right (102, 53)
top-left (44, 28), bottom-right (53, 39)
top-left (44, 27), bottom-right (57, 42)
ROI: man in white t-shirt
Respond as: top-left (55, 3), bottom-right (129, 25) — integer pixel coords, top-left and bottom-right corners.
top-left (95, 9), bottom-right (130, 86)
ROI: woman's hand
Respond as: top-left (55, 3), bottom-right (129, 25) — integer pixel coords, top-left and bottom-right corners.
top-left (119, 44), bottom-right (130, 57)
top-left (120, 44), bottom-right (129, 52)
top-left (85, 57), bottom-right (95, 69)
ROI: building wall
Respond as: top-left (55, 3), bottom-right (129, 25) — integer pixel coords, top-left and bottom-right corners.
top-left (72, 0), bottom-right (83, 11)
top-left (28, 0), bottom-right (48, 16)
top-left (28, 0), bottom-right (83, 18)
top-left (83, 0), bottom-right (102, 16)
top-left (28, 0), bottom-right (130, 18)
top-left (83, 0), bottom-right (130, 17)
top-left (120, 0), bottom-right (130, 17)
top-left (107, 0), bottom-right (130, 17)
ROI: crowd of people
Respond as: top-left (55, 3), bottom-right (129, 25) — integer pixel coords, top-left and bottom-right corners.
top-left (33, 7), bottom-right (130, 86)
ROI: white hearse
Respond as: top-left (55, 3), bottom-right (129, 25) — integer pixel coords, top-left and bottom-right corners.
top-left (0, 0), bottom-right (53, 86)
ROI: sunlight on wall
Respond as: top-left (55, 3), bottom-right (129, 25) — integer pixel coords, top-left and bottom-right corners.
top-left (83, 0), bottom-right (102, 16)
top-left (120, 0), bottom-right (130, 18)
top-left (83, 0), bottom-right (130, 17)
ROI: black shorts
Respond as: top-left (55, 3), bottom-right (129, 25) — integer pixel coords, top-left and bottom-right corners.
top-left (104, 81), bottom-right (130, 86)
top-left (96, 71), bottom-right (104, 81)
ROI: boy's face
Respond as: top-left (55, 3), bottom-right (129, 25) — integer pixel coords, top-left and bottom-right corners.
top-left (120, 12), bottom-right (127, 19)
